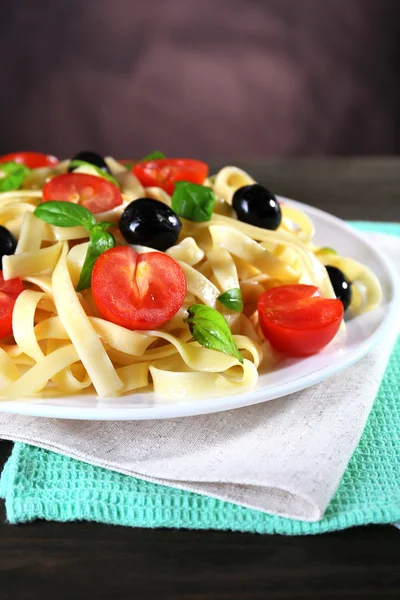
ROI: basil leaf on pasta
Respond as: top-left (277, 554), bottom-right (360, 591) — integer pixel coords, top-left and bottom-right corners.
top-left (69, 159), bottom-right (120, 188)
top-left (35, 201), bottom-right (115, 292)
top-left (95, 221), bottom-right (115, 231)
top-left (124, 151), bottom-right (165, 171)
top-left (34, 201), bottom-right (98, 230)
top-left (184, 304), bottom-right (243, 363)
top-left (0, 161), bottom-right (30, 192)
top-left (138, 151), bottom-right (165, 162)
top-left (76, 226), bottom-right (115, 292)
top-left (172, 182), bottom-right (215, 222)
top-left (217, 288), bottom-right (243, 313)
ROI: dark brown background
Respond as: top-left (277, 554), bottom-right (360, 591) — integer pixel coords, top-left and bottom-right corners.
top-left (1, 0), bottom-right (399, 159)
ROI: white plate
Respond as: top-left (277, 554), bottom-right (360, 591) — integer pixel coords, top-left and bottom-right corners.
top-left (0, 198), bottom-right (398, 420)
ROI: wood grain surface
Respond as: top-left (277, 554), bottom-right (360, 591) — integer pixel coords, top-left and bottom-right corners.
top-left (0, 159), bottom-right (399, 600)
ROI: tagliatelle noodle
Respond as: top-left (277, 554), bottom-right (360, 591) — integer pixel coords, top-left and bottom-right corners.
top-left (1, 344), bottom-right (81, 398)
top-left (317, 255), bottom-right (383, 314)
top-left (3, 242), bottom-right (63, 280)
top-left (12, 290), bottom-right (46, 362)
top-left (52, 244), bottom-right (124, 397)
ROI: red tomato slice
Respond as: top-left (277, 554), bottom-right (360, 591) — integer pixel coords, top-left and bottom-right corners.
top-left (92, 246), bottom-right (187, 330)
top-left (42, 173), bottom-right (122, 214)
top-left (0, 152), bottom-right (58, 169)
top-left (258, 284), bottom-right (343, 356)
top-left (133, 159), bottom-right (208, 194)
top-left (0, 272), bottom-right (24, 340)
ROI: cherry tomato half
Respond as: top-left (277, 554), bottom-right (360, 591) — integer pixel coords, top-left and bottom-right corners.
top-left (42, 173), bottom-right (122, 214)
top-left (0, 152), bottom-right (59, 169)
top-left (92, 246), bottom-right (187, 330)
top-left (258, 284), bottom-right (343, 356)
top-left (0, 272), bottom-right (24, 340)
top-left (133, 159), bottom-right (208, 194)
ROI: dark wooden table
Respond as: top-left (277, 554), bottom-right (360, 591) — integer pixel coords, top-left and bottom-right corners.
top-left (1, 159), bottom-right (399, 600)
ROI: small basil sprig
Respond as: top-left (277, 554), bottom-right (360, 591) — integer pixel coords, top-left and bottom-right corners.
top-left (69, 159), bottom-right (120, 188)
top-left (217, 288), bottom-right (243, 313)
top-left (124, 151), bottom-right (165, 171)
top-left (76, 225), bottom-right (114, 291)
top-left (0, 161), bottom-right (30, 192)
top-left (139, 150), bottom-right (165, 162)
top-left (172, 181), bottom-right (215, 222)
top-left (184, 304), bottom-right (243, 363)
top-left (34, 201), bottom-right (97, 229)
top-left (34, 201), bottom-right (115, 291)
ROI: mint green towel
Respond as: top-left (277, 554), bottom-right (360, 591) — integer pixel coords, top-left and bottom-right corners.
top-left (0, 221), bottom-right (399, 534)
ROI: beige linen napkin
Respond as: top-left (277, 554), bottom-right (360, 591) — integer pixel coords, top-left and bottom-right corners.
top-left (0, 232), bottom-right (398, 522)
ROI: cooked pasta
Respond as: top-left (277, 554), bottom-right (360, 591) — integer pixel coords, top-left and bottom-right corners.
top-left (0, 154), bottom-right (382, 401)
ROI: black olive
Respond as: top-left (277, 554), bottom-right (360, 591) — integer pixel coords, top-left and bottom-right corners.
top-left (68, 151), bottom-right (111, 174)
top-left (119, 198), bottom-right (182, 251)
top-left (326, 265), bottom-right (352, 311)
top-left (232, 184), bottom-right (282, 230)
top-left (0, 226), bottom-right (17, 268)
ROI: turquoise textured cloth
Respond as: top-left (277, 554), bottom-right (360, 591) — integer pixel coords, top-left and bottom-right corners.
top-left (0, 221), bottom-right (399, 534)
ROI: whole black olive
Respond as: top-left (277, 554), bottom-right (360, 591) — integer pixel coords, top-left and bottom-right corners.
top-left (326, 265), bottom-right (352, 311)
top-left (0, 226), bottom-right (17, 268)
top-left (232, 184), bottom-right (282, 230)
top-left (68, 151), bottom-right (111, 174)
top-left (119, 198), bottom-right (182, 251)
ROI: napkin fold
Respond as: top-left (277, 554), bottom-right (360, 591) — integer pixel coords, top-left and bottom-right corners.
top-left (0, 224), bottom-right (399, 523)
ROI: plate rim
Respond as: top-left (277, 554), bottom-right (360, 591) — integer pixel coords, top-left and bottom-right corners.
top-left (1, 198), bottom-right (399, 420)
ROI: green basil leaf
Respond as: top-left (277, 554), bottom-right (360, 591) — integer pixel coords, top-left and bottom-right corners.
top-left (0, 161), bottom-right (30, 192)
top-left (76, 226), bottom-right (115, 292)
top-left (172, 182), bottom-right (215, 222)
top-left (138, 151), bottom-right (165, 162)
top-left (69, 159), bottom-right (120, 188)
top-left (34, 201), bottom-right (97, 230)
top-left (95, 221), bottom-right (115, 231)
top-left (217, 288), bottom-right (243, 313)
top-left (184, 304), bottom-right (243, 363)
top-left (124, 151), bottom-right (165, 171)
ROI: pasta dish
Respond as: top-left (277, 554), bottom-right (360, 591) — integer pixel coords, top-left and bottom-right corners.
top-left (0, 151), bottom-right (382, 401)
